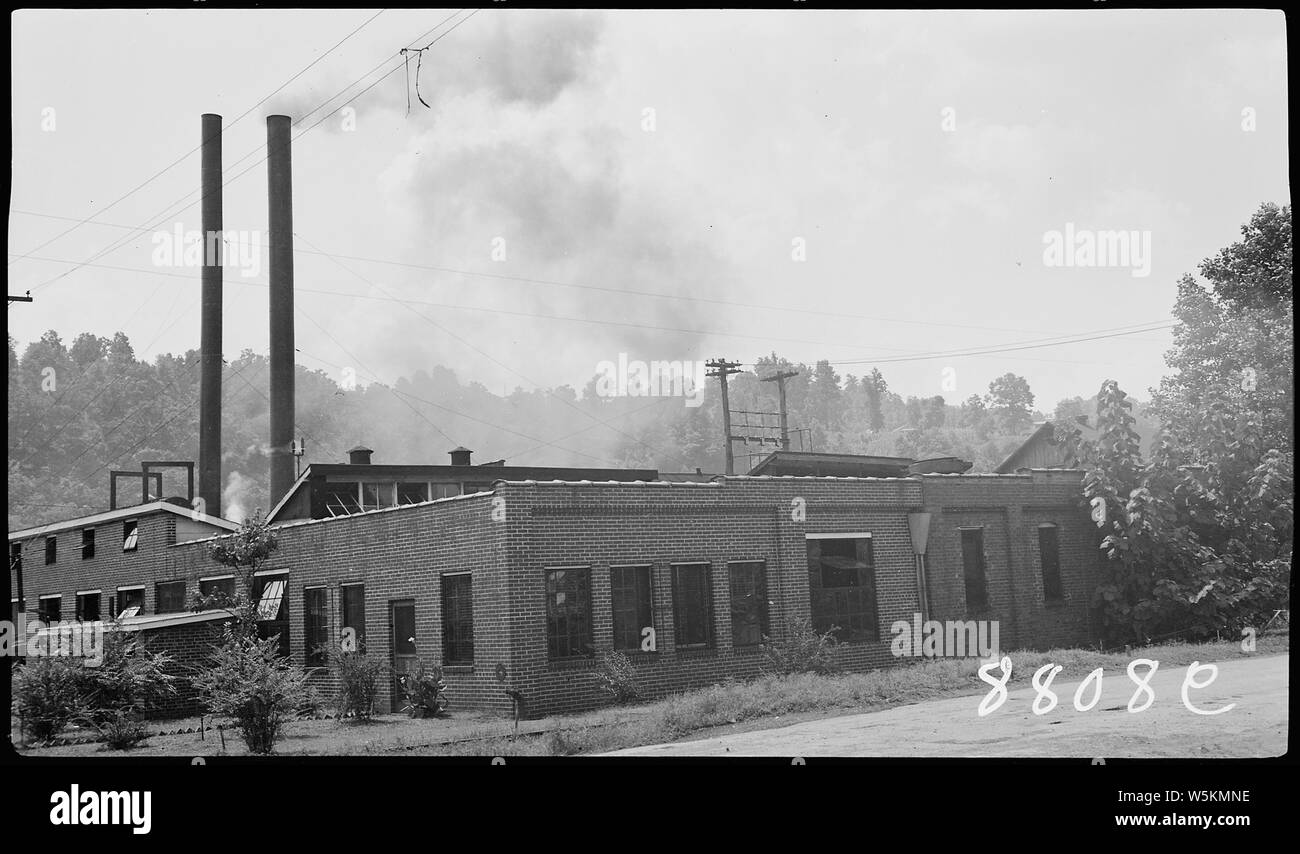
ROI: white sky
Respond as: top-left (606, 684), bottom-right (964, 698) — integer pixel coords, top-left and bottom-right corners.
top-left (8, 9), bottom-right (1290, 410)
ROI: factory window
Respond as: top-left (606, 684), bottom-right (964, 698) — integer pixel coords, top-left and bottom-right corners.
top-left (304, 587), bottom-right (329, 666)
top-left (117, 587), bottom-right (144, 619)
top-left (728, 561), bottom-right (768, 647)
top-left (806, 535), bottom-right (877, 643)
top-left (81, 529), bottom-right (95, 560)
top-left (610, 565), bottom-right (653, 652)
top-left (441, 573), bottom-right (474, 665)
top-left (38, 595), bottom-right (61, 623)
top-left (361, 482), bottom-right (395, 511)
top-left (672, 563), bottom-right (713, 649)
top-left (432, 483), bottom-right (460, 500)
top-left (10, 542), bottom-right (21, 573)
top-left (253, 574), bottom-right (289, 657)
top-left (45, 536), bottom-right (56, 565)
top-left (1038, 524), bottom-right (1063, 602)
top-left (961, 528), bottom-right (989, 613)
top-left (397, 482), bottom-right (429, 505)
top-left (199, 576), bottom-right (236, 605)
top-left (323, 482), bottom-right (361, 516)
top-left (463, 482), bottom-right (493, 495)
top-left (341, 583), bottom-right (366, 650)
top-left (76, 592), bottom-right (100, 622)
top-left (122, 520), bottom-right (139, 552)
top-left (545, 567), bottom-right (593, 659)
top-left (155, 581), bottom-right (187, 614)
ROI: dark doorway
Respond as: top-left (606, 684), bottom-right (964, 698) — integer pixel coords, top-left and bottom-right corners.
top-left (390, 600), bottom-right (417, 713)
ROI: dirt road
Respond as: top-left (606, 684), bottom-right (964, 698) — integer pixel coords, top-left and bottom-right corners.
top-left (603, 653), bottom-right (1289, 758)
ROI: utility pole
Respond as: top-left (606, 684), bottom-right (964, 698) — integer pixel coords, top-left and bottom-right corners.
top-left (8, 290), bottom-right (33, 306)
top-left (761, 370), bottom-right (799, 451)
top-left (706, 358), bottom-right (743, 475)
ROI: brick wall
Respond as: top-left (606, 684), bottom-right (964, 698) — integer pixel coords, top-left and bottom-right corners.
top-left (12, 471), bottom-right (1102, 721)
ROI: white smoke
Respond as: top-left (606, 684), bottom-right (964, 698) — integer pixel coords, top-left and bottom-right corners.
top-left (222, 471), bottom-right (259, 523)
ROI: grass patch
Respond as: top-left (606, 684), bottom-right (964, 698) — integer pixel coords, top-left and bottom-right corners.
top-left (404, 633), bottom-right (1289, 757)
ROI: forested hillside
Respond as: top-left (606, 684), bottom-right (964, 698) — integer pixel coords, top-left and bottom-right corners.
top-left (9, 332), bottom-right (1132, 528)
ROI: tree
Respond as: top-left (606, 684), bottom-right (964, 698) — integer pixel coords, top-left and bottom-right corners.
top-left (1059, 380), bottom-right (1291, 644)
top-left (985, 373), bottom-right (1035, 434)
top-left (922, 395), bottom-right (947, 430)
top-left (196, 510), bottom-right (280, 639)
top-left (863, 368), bottom-right (887, 433)
top-left (1053, 396), bottom-right (1089, 424)
top-left (1151, 203), bottom-right (1293, 459)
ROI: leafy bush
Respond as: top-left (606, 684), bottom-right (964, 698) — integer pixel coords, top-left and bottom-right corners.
top-left (12, 655), bottom-right (91, 743)
top-left (761, 618), bottom-right (840, 676)
top-left (399, 662), bottom-right (447, 718)
top-left (334, 646), bottom-right (385, 721)
top-left (594, 651), bottom-right (640, 705)
top-left (83, 630), bottom-right (177, 718)
top-left (193, 628), bottom-right (317, 754)
top-left (13, 629), bottom-right (177, 746)
top-left (95, 710), bottom-right (149, 750)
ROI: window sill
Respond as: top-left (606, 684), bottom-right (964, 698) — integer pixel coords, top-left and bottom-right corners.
top-left (547, 656), bottom-right (596, 671)
top-left (613, 649), bottom-right (660, 662)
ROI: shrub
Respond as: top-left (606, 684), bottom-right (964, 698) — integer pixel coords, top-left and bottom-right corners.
top-left (95, 710), bottom-right (149, 750)
top-left (334, 647), bottom-right (385, 721)
top-left (83, 630), bottom-right (177, 719)
top-left (761, 618), bottom-right (841, 676)
top-left (193, 627), bottom-right (317, 754)
top-left (12, 656), bottom-right (91, 743)
top-left (594, 651), bottom-right (641, 705)
top-left (399, 662), bottom-right (447, 718)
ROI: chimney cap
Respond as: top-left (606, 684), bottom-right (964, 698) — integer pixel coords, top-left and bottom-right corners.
top-left (347, 444), bottom-right (373, 454)
top-left (450, 446), bottom-right (472, 453)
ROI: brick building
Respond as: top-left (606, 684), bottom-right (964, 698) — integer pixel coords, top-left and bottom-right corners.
top-left (9, 464), bottom-right (1101, 719)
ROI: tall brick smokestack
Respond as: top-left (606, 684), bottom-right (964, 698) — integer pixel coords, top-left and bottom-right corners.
top-left (198, 113), bottom-right (223, 517)
top-left (267, 115), bottom-right (296, 505)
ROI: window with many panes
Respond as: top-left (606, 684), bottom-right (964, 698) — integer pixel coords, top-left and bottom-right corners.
top-left (156, 581), bottom-right (187, 614)
top-left (610, 565), bottom-right (653, 652)
top-left (672, 563), bottom-right (713, 649)
top-left (76, 592), bottom-right (100, 622)
top-left (441, 573), bottom-right (474, 665)
top-left (1038, 524), bottom-right (1063, 602)
top-left (361, 482), bottom-right (394, 511)
top-left (323, 482), bottom-right (361, 516)
top-left (304, 587), bottom-right (329, 666)
top-left (397, 482), bottom-right (429, 505)
top-left (728, 561), bottom-right (768, 647)
top-left (545, 567), bottom-right (592, 659)
top-left (253, 574), bottom-right (289, 657)
top-left (341, 584), bottom-right (366, 650)
top-left (122, 520), bottom-right (139, 552)
top-left (117, 587), bottom-right (144, 618)
top-left (960, 528), bottom-right (989, 612)
top-left (806, 535), bottom-right (877, 642)
top-left (199, 577), bottom-right (236, 604)
top-left (38, 595), bottom-right (61, 623)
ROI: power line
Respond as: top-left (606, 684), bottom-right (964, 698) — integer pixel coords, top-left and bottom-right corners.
top-left (14, 9), bottom-right (479, 297)
top-left (820, 322), bottom-right (1177, 367)
top-left (6, 209), bottom-right (1177, 343)
top-left (7, 9), bottom-right (390, 268)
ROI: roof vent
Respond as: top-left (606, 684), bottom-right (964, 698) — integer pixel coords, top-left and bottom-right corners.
top-left (449, 447), bottom-right (472, 466)
top-left (347, 444), bottom-right (373, 465)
